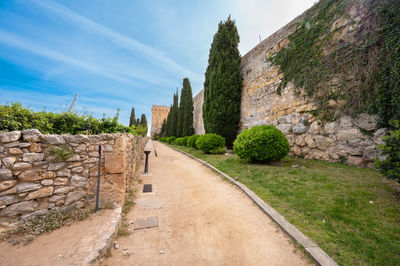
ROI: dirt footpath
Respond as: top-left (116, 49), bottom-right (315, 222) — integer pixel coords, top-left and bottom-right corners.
top-left (102, 142), bottom-right (311, 266)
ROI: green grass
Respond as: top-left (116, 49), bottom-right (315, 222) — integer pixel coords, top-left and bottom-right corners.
top-left (169, 144), bottom-right (400, 266)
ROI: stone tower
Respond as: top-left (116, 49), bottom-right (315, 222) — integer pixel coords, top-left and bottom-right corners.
top-left (150, 105), bottom-right (170, 138)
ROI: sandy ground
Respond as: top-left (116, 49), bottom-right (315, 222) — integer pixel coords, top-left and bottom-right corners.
top-left (0, 208), bottom-right (116, 266)
top-left (101, 142), bottom-right (311, 266)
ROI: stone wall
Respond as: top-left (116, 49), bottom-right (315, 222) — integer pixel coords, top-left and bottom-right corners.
top-left (150, 105), bottom-right (170, 138)
top-left (192, 0), bottom-right (384, 167)
top-left (0, 129), bottom-right (147, 226)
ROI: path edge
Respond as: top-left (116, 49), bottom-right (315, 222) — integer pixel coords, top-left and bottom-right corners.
top-left (85, 206), bottom-right (122, 264)
top-left (166, 144), bottom-right (338, 266)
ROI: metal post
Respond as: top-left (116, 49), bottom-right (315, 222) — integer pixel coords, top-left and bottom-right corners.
top-left (95, 145), bottom-right (102, 212)
top-left (144, 151), bottom-right (151, 173)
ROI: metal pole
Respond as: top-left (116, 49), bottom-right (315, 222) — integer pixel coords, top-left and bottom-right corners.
top-left (144, 151), bottom-right (151, 173)
top-left (95, 145), bottom-right (102, 212)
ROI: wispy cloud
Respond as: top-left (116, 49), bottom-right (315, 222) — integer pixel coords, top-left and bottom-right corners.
top-left (0, 29), bottom-right (143, 87)
top-left (29, 0), bottom-right (202, 83)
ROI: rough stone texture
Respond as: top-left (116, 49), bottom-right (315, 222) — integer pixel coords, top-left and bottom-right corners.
top-left (0, 131), bottom-right (21, 143)
top-left (0, 169), bottom-right (13, 181)
top-left (0, 201), bottom-right (38, 217)
top-left (2, 157), bottom-right (16, 168)
top-left (0, 180), bottom-right (17, 192)
top-left (150, 105), bottom-right (170, 138)
top-left (18, 170), bottom-right (55, 182)
top-left (25, 187), bottom-right (54, 200)
top-left (22, 129), bottom-right (43, 142)
top-left (64, 189), bottom-right (86, 205)
top-left (44, 135), bottom-right (66, 145)
top-left (0, 130), bottom-right (147, 222)
top-left (104, 153), bottom-right (126, 174)
top-left (23, 153), bottom-right (44, 163)
top-left (188, 1), bottom-right (383, 167)
top-left (355, 113), bottom-right (378, 131)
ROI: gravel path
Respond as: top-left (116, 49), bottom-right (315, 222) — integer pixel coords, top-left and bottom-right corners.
top-left (102, 142), bottom-right (311, 265)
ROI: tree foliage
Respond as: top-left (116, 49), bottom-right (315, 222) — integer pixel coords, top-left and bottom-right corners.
top-left (129, 107), bottom-right (136, 127)
top-left (177, 78), bottom-right (194, 137)
top-left (203, 16), bottom-right (242, 147)
top-left (0, 103), bottom-right (137, 135)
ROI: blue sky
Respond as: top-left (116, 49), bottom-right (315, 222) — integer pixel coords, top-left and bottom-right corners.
top-left (0, 0), bottom-right (315, 129)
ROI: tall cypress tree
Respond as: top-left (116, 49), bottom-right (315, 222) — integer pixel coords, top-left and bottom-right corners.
top-left (160, 119), bottom-right (167, 137)
top-left (129, 107), bottom-right (136, 127)
top-left (166, 105), bottom-right (172, 136)
top-left (140, 114), bottom-right (148, 135)
top-left (203, 16), bottom-right (242, 147)
top-left (171, 90), bottom-right (179, 137)
top-left (182, 78), bottom-right (194, 136)
top-left (177, 88), bottom-right (184, 137)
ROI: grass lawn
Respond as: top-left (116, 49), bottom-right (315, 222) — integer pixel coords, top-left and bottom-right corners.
top-left (168, 144), bottom-right (400, 266)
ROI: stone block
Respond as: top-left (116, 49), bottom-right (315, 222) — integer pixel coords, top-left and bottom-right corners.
top-left (71, 166), bottom-right (84, 173)
top-left (70, 175), bottom-right (87, 188)
top-left (308, 120), bottom-right (321, 134)
top-left (12, 162), bottom-right (31, 170)
top-left (15, 183), bottom-right (42, 193)
top-left (104, 153), bottom-right (126, 174)
top-left (56, 169), bottom-right (71, 177)
top-left (0, 180), bottom-right (17, 192)
top-left (347, 155), bottom-right (363, 166)
top-left (23, 153), bottom-right (44, 163)
top-left (54, 186), bottom-right (74, 194)
top-left (0, 201), bottom-right (38, 217)
top-left (292, 123), bottom-right (307, 134)
top-left (66, 135), bottom-right (88, 143)
top-left (29, 143), bottom-right (42, 153)
top-left (65, 189), bottom-right (86, 205)
top-left (0, 145), bottom-right (3, 152)
top-left (66, 154), bottom-right (81, 162)
top-left (54, 178), bottom-right (69, 186)
top-left (41, 179), bottom-right (54, 186)
top-left (25, 187), bottom-right (54, 200)
top-left (304, 135), bottom-right (316, 149)
top-left (276, 124), bottom-right (292, 134)
top-left (9, 148), bottom-right (23, 155)
top-left (374, 128), bottom-right (387, 145)
top-left (0, 131), bottom-right (21, 143)
top-left (4, 141), bottom-right (20, 148)
top-left (19, 170), bottom-right (55, 182)
top-left (314, 135), bottom-right (334, 150)
top-left (337, 128), bottom-right (363, 144)
top-left (295, 135), bottom-right (306, 146)
top-left (2, 157), bottom-right (16, 168)
top-left (355, 113), bottom-right (378, 131)
top-left (48, 162), bottom-right (66, 171)
top-left (339, 115), bottom-right (354, 128)
top-left (22, 129), bottom-right (43, 142)
top-left (363, 146), bottom-right (378, 162)
top-left (323, 122), bottom-right (338, 134)
top-left (0, 195), bottom-right (20, 206)
top-left (44, 135), bottom-right (66, 145)
top-left (0, 169), bottom-right (13, 181)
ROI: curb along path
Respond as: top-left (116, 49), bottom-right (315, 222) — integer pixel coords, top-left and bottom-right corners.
top-left (169, 144), bottom-right (338, 266)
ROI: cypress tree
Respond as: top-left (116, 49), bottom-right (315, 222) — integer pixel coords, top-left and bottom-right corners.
top-left (140, 114), bottom-right (148, 135)
top-left (165, 105), bottom-right (172, 136)
top-left (203, 16), bottom-right (242, 147)
top-left (129, 107), bottom-right (136, 127)
top-left (177, 89), bottom-right (184, 138)
top-left (160, 119), bottom-right (167, 137)
top-left (171, 90), bottom-right (179, 137)
top-left (136, 118), bottom-right (140, 126)
top-left (182, 78), bottom-right (194, 136)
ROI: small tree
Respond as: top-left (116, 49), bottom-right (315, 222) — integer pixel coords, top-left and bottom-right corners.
top-left (140, 114), bottom-right (148, 136)
top-left (203, 16), bottom-right (242, 147)
top-left (160, 119), bottom-right (167, 137)
top-left (129, 107), bottom-right (136, 127)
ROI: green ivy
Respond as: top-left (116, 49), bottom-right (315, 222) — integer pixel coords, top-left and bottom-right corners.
top-left (269, 0), bottom-right (400, 125)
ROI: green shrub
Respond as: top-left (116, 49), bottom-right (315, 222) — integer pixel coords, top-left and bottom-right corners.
top-left (187, 135), bottom-right (200, 148)
top-left (196, 133), bottom-right (225, 153)
top-left (159, 137), bottom-right (168, 142)
top-left (173, 137), bottom-right (187, 146)
top-left (233, 125), bottom-right (289, 162)
top-left (166, 136), bottom-right (176, 144)
top-left (209, 147), bottom-right (226, 154)
top-left (0, 103), bottom-right (137, 135)
top-left (49, 145), bottom-right (75, 162)
top-left (375, 121), bottom-right (400, 182)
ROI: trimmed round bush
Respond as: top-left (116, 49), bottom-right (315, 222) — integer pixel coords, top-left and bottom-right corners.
top-left (159, 137), bottom-right (168, 142)
top-left (166, 136), bottom-right (176, 144)
top-left (174, 137), bottom-right (189, 146)
top-left (196, 133), bottom-right (225, 153)
top-left (233, 125), bottom-right (289, 162)
top-left (187, 135), bottom-right (200, 148)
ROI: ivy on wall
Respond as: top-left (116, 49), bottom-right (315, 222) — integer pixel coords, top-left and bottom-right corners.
top-left (269, 0), bottom-right (400, 127)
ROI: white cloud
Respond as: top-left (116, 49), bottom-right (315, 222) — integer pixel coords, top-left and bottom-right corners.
top-left (29, 0), bottom-right (203, 83)
top-left (231, 0), bottom-right (316, 55)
